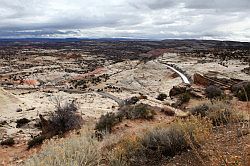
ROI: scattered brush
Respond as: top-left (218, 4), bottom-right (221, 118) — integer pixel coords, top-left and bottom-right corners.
top-left (189, 100), bottom-right (243, 126)
top-left (232, 82), bottom-right (250, 101)
top-left (0, 137), bottom-right (15, 146)
top-left (95, 104), bottom-right (156, 133)
top-left (25, 130), bottom-right (101, 166)
top-left (27, 135), bottom-right (46, 149)
top-left (179, 92), bottom-right (191, 103)
top-left (95, 112), bottom-right (119, 133)
top-left (27, 101), bottom-right (83, 149)
top-left (50, 101), bottom-right (82, 134)
top-left (125, 96), bottom-right (140, 105)
top-left (107, 116), bottom-right (212, 165)
top-left (119, 103), bottom-right (156, 120)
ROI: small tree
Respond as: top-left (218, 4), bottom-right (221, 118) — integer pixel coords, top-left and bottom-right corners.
top-left (50, 101), bottom-right (82, 135)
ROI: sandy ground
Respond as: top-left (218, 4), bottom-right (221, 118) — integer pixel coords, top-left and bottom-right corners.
top-left (0, 59), bottom-right (182, 142)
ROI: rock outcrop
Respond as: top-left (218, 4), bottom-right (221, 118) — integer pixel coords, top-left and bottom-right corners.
top-left (169, 83), bottom-right (191, 97)
top-left (193, 73), bottom-right (242, 90)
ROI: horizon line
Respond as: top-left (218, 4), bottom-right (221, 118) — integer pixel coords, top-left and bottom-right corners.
top-left (0, 37), bottom-right (249, 43)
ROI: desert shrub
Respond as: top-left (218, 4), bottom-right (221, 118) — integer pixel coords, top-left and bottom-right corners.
top-left (49, 102), bottom-right (82, 135)
top-left (189, 104), bottom-right (210, 117)
top-left (171, 92), bottom-right (191, 107)
top-left (235, 83), bottom-right (250, 101)
top-left (27, 102), bottom-right (82, 149)
top-left (16, 118), bottom-right (30, 128)
top-left (95, 112), bottom-right (119, 133)
top-left (96, 104), bottom-right (156, 133)
top-left (205, 85), bottom-right (223, 99)
top-left (189, 101), bottom-right (240, 126)
top-left (107, 135), bottom-right (143, 166)
top-left (108, 116), bottom-right (212, 165)
top-left (0, 137), bottom-right (15, 146)
top-left (121, 104), bottom-right (156, 120)
top-left (179, 92), bottom-right (191, 103)
top-left (125, 96), bottom-right (140, 105)
top-left (28, 135), bottom-right (46, 149)
top-left (156, 93), bottom-right (168, 101)
top-left (141, 117), bottom-right (211, 157)
top-left (207, 109), bottom-right (233, 126)
top-left (25, 131), bottom-right (101, 166)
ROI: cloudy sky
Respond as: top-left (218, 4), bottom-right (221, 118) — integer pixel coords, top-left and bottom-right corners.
top-left (0, 0), bottom-right (250, 41)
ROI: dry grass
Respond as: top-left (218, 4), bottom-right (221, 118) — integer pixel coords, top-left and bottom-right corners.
top-left (95, 103), bottom-right (156, 133)
top-left (106, 116), bottom-right (212, 165)
top-left (187, 99), bottom-right (250, 166)
top-left (189, 100), bottom-right (245, 126)
top-left (95, 112), bottom-right (119, 133)
top-left (25, 130), bottom-right (101, 166)
top-left (24, 100), bottom-right (249, 166)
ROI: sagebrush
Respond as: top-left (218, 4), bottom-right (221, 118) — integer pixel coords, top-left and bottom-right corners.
top-left (25, 130), bottom-right (101, 166)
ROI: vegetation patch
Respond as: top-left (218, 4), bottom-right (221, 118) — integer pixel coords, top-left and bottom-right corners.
top-left (27, 101), bottom-right (83, 149)
top-left (95, 112), bottom-right (119, 133)
top-left (48, 102), bottom-right (82, 135)
top-left (232, 82), bottom-right (250, 101)
top-left (156, 93), bottom-right (168, 101)
top-left (179, 92), bottom-right (191, 103)
top-left (27, 135), bottom-right (46, 149)
top-left (16, 118), bottom-right (30, 128)
top-left (95, 104), bottom-right (156, 133)
top-left (189, 101), bottom-right (241, 126)
top-left (205, 85), bottom-right (223, 100)
top-left (0, 137), bottom-right (15, 146)
top-left (25, 131), bottom-right (101, 166)
top-left (107, 116), bottom-right (212, 165)
top-left (119, 103), bottom-right (156, 120)
top-left (125, 96), bottom-right (140, 105)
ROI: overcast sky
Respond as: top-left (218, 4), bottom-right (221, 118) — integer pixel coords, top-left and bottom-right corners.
top-left (0, 0), bottom-right (250, 41)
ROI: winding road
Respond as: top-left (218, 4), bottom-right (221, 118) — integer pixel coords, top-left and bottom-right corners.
top-left (96, 91), bottom-right (126, 106)
top-left (157, 60), bottom-right (190, 84)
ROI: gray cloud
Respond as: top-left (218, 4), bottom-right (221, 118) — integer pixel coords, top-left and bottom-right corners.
top-left (129, 0), bottom-right (178, 10)
top-left (185, 0), bottom-right (250, 10)
top-left (0, 0), bottom-right (249, 41)
top-left (0, 30), bottom-right (77, 38)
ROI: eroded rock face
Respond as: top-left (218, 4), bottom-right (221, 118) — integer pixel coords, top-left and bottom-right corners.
top-left (193, 73), bottom-right (209, 86)
top-left (169, 83), bottom-right (191, 97)
top-left (193, 73), bottom-right (243, 90)
top-left (189, 88), bottom-right (204, 98)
